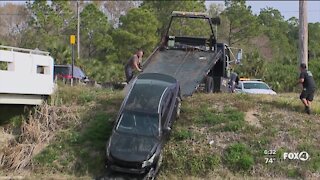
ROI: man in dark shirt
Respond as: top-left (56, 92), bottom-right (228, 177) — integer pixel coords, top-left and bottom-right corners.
top-left (298, 63), bottom-right (316, 114)
top-left (125, 49), bottom-right (143, 83)
top-left (229, 72), bottom-right (239, 93)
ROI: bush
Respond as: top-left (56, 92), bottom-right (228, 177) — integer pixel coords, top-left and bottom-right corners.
top-left (309, 59), bottom-right (320, 89)
top-left (264, 62), bottom-right (298, 92)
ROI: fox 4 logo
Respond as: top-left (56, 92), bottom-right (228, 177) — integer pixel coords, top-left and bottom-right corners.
top-left (283, 151), bottom-right (309, 161)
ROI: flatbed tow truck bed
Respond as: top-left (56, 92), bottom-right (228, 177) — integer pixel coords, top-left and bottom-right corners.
top-left (142, 47), bottom-right (222, 96)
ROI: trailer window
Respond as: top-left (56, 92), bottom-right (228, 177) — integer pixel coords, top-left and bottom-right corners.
top-left (0, 61), bottom-right (13, 71)
top-left (37, 65), bottom-right (50, 75)
top-left (0, 61), bottom-right (8, 70)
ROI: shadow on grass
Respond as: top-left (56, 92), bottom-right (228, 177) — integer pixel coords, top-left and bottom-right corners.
top-left (0, 104), bottom-right (31, 126)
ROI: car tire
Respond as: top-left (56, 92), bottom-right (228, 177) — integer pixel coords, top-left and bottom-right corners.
top-left (205, 76), bottom-right (214, 93)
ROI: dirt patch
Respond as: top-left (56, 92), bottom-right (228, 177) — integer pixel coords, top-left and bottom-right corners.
top-left (245, 109), bottom-right (262, 128)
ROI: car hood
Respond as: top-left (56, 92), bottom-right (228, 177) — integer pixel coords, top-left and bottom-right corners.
top-left (242, 89), bottom-right (276, 95)
top-left (109, 132), bottom-right (159, 162)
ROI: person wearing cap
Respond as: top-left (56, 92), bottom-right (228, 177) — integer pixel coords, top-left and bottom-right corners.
top-left (124, 49), bottom-right (143, 83)
top-left (298, 63), bottom-right (316, 114)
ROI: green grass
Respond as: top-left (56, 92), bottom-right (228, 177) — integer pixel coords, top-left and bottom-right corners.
top-left (162, 142), bottom-right (221, 176)
top-left (33, 111), bottom-right (114, 175)
top-left (32, 86), bottom-right (120, 176)
top-left (161, 93), bottom-right (320, 178)
top-left (223, 143), bottom-right (254, 172)
top-left (173, 128), bottom-right (193, 141)
top-left (2, 87), bottom-right (320, 179)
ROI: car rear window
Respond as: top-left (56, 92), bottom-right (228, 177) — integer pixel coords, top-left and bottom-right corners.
top-left (124, 80), bottom-right (169, 113)
top-left (54, 67), bottom-right (69, 75)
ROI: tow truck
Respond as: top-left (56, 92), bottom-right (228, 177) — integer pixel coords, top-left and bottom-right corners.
top-left (106, 11), bottom-right (243, 180)
top-left (141, 11), bottom-right (243, 96)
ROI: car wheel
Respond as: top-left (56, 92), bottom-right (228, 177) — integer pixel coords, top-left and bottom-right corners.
top-left (176, 97), bottom-right (181, 119)
top-left (205, 76), bottom-right (213, 93)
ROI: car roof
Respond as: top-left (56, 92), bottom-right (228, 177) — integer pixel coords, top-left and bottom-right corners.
top-left (240, 80), bottom-right (266, 84)
top-left (138, 73), bottom-right (177, 84)
top-left (54, 64), bottom-right (80, 68)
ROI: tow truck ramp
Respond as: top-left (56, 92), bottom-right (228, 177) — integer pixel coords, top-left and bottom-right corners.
top-left (142, 48), bottom-right (222, 96)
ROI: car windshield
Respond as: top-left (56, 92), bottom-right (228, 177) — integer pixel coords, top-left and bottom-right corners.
top-left (54, 66), bottom-right (69, 75)
top-left (243, 82), bottom-right (270, 90)
top-left (116, 110), bottom-right (159, 137)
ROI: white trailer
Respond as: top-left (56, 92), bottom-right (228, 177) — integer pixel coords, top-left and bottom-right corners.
top-left (0, 45), bottom-right (55, 105)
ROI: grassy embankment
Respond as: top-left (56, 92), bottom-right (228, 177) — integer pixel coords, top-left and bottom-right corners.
top-left (0, 85), bottom-right (319, 179)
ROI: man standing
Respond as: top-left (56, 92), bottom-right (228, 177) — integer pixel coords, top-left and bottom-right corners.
top-left (298, 63), bottom-right (316, 114)
top-left (125, 49), bottom-right (143, 83)
top-left (229, 72), bottom-right (239, 93)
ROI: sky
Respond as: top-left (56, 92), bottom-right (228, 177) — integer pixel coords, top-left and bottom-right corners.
top-left (1, 1), bottom-right (319, 23)
top-left (206, 1), bottom-right (320, 23)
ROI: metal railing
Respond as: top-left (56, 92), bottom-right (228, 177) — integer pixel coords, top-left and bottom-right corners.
top-left (0, 45), bottom-right (50, 56)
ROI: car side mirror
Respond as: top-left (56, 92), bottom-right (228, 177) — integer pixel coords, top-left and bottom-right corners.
top-left (211, 17), bottom-right (221, 25)
top-left (236, 49), bottom-right (243, 64)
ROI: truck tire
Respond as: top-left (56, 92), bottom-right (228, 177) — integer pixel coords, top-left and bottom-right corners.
top-left (205, 76), bottom-right (214, 93)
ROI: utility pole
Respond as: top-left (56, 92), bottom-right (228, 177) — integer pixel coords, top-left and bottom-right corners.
top-left (299, 0), bottom-right (308, 69)
top-left (77, 0), bottom-right (80, 59)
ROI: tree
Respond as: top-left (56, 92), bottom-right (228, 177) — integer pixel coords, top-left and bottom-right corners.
top-left (207, 3), bottom-right (228, 42)
top-left (112, 8), bottom-right (159, 63)
top-left (221, 0), bottom-right (260, 46)
top-left (23, 0), bottom-right (75, 51)
top-left (80, 3), bottom-right (114, 60)
top-left (141, 0), bottom-right (206, 37)
top-left (235, 50), bottom-right (266, 78)
top-left (308, 23), bottom-right (320, 60)
top-left (0, 3), bottom-right (29, 47)
top-left (208, 3), bottom-right (224, 17)
top-left (101, 1), bottom-right (139, 27)
top-left (258, 7), bottom-right (296, 63)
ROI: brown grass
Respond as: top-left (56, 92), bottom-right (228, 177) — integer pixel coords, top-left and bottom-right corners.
top-left (0, 103), bottom-right (80, 171)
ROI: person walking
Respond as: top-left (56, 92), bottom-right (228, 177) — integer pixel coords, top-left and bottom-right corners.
top-left (124, 49), bottom-right (143, 83)
top-left (298, 63), bottom-right (316, 114)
